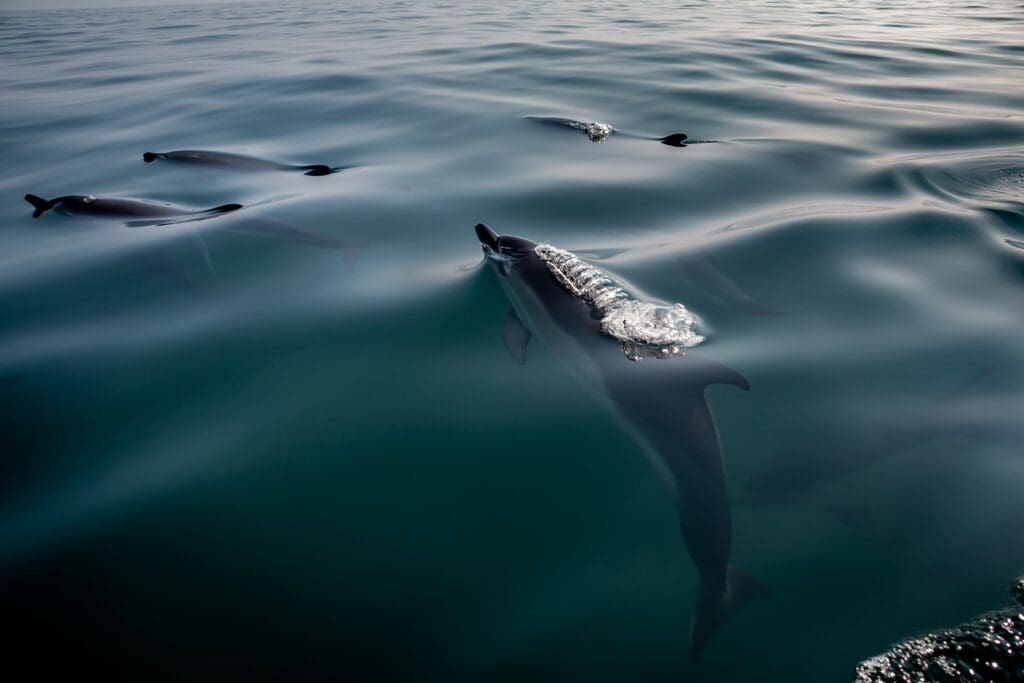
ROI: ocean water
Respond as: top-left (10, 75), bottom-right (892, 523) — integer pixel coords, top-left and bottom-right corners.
top-left (1, 0), bottom-right (1023, 680)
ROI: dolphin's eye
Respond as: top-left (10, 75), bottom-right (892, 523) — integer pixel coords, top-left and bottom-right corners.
top-left (83, 196), bottom-right (96, 204)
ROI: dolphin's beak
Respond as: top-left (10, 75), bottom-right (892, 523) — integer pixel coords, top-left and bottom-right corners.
top-left (475, 223), bottom-right (509, 274)
top-left (475, 223), bottom-right (499, 250)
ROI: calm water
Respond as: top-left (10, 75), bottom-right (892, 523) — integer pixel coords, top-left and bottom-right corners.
top-left (2, 1), bottom-right (1023, 680)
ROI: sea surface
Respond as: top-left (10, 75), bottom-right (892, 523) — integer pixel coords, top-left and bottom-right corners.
top-left (1, 1), bottom-right (1023, 680)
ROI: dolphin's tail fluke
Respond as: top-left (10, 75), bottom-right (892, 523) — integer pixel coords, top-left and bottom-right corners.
top-left (690, 566), bottom-right (770, 662)
top-left (25, 194), bottom-right (53, 218)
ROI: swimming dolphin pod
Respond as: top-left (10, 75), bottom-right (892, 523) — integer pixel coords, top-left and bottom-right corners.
top-left (852, 576), bottom-right (1024, 682)
top-left (474, 223), bottom-right (768, 661)
top-left (142, 150), bottom-right (338, 176)
top-left (527, 116), bottom-right (689, 146)
top-left (24, 193), bottom-right (241, 223)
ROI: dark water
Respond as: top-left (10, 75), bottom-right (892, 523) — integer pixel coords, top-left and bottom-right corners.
top-left (2, 1), bottom-right (1023, 680)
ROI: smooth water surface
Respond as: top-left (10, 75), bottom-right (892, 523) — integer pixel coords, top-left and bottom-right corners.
top-left (1, 1), bottom-right (1023, 680)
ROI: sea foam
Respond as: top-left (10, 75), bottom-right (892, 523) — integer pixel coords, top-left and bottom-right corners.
top-left (534, 243), bottom-right (704, 361)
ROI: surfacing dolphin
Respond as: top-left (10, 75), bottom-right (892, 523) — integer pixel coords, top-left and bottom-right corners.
top-left (526, 116), bottom-right (690, 147)
top-left (143, 150), bottom-right (339, 176)
top-left (25, 193), bottom-right (241, 223)
top-left (474, 223), bottom-right (767, 661)
top-left (25, 193), bottom-right (347, 253)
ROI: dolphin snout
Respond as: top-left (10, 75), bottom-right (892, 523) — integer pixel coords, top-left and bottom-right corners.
top-left (475, 223), bottom-right (499, 250)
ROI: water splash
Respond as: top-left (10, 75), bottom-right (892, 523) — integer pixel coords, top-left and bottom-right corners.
top-left (564, 120), bottom-right (614, 142)
top-left (534, 243), bottom-right (704, 361)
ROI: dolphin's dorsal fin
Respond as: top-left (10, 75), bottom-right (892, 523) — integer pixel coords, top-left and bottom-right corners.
top-left (208, 203), bottom-right (243, 215)
top-left (659, 133), bottom-right (688, 147)
top-left (688, 356), bottom-right (750, 392)
top-left (299, 164), bottom-right (334, 176)
top-left (503, 307), bottom-right (531, 365)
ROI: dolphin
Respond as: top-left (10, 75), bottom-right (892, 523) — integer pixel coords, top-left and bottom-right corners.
top-left (677, 250), bottom-right (781, 317)
top-left (142, 150), bottom-right (339, 176)
top-left (24, 193), bottom-right (241, 224)
top-left (25, 193), bottom-right (346, 256)
top-left (211, 210), bottom-right (354, 254)
top-left (474, 223), bottom-right (767, 661)
top-left (526, 116), bottom-right (690, 147)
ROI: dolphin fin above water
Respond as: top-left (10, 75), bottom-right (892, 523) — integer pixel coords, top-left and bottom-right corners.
top-left (296, 164), bottom-right (334, 176)
top-left (659, 133), bottom-right (689, 147)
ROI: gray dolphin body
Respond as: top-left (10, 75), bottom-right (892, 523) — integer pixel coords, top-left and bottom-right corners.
top-left (143, 150), bottom-right (337, 176)
top-left (474, 223), bottom-right (766, 661)
top-left (24, 193), bottom-right (241, 223)
top-left (24, 193), bottom-right (344, 251)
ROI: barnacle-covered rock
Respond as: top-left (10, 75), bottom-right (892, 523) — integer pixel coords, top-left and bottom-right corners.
top-left (853, 576), bottom-right (1024, 682)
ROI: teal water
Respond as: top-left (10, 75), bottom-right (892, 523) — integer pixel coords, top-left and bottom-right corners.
top-left (2, 1), bottom-right (1023, 680)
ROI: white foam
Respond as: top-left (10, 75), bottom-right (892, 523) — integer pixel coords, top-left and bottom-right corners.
top-left (564, 120), bottom-right (614, 142)
top-left (534, 243), bottom-right (704, 361)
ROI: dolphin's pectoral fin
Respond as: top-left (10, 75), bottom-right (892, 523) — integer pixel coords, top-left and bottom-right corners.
top-left (503, 307), bottom-right (531, 364)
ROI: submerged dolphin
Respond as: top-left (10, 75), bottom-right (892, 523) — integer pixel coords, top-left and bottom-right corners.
top-left (25, 193), bottom-right (241, 223)
top-left (526, 116), bottom-right (690, 147)
top-left (212, 210), bottom-right (351, 253)
top-left (678, 251), bottom-right (781, 317)
top-left (738, 364), bottom-right (1010, 506)
top-left (142, 150), bottom-right (338, 176)
top-left (474, 223), bottom-right (767, 661)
